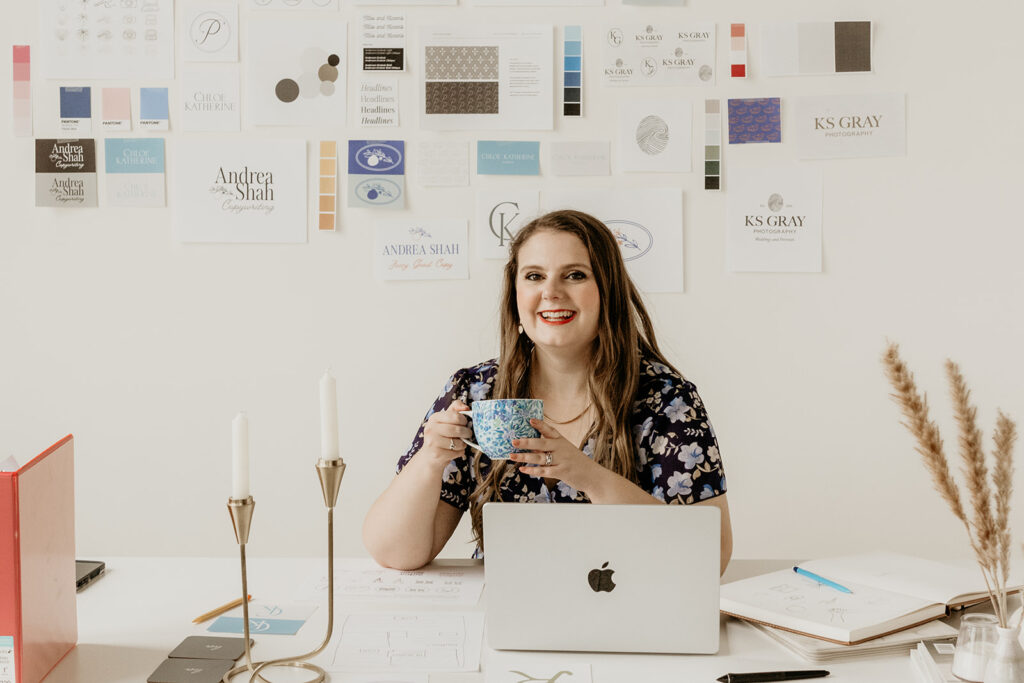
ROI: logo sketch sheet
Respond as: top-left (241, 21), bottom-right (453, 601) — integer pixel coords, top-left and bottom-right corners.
top-left (329, 613), bottom-right (484, 672)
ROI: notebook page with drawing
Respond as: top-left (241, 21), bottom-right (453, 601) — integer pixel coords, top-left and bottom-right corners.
top-left (483, 502), bottom-right (721, 654)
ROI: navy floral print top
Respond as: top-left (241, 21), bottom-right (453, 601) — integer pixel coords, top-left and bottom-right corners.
top-left (396, 356), bottom-right (727, 512)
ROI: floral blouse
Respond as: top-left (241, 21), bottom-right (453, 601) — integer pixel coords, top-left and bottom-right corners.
top-left (396, 356), bottom-right (727, 512)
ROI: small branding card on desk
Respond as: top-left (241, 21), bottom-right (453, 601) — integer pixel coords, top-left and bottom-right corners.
top-left (148, 657), bottom-right (233, 683)
top-left (208, 601), bottom-right (317, 636)
top-left (169, 636), bottom-right (249, 661)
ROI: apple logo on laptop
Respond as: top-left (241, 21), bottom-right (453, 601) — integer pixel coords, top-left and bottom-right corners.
top-left (587, 562), bottom-right (616, 592)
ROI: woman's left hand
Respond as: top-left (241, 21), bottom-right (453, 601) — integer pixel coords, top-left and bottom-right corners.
top-left (508, 418), bottom-right (606, 494)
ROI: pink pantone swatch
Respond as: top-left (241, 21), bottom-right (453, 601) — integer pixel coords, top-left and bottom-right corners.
top-left (102, 87), bottom-right (131, 120)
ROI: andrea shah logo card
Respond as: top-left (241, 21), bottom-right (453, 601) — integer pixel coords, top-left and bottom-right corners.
top-left (794, 93), bottom-right (906, 159)
top-left (174, 139), bottom-right (307, 243)
top-left (375, 219), bottom-right (468, 281)
top-left (35, 138), bottom-right (97, 207)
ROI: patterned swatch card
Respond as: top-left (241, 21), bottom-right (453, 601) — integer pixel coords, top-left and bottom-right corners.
top-left (35, 139), bottom-right (98, 208)
top-left (59, 87), bottom-right (91, 134)
top-left (182, 1), bottom-right (238, 62)
top-left (761, 21), bottom-right (873, 76)
top-left (348, 140), bottom-right (406, 209)
top-left (375, 219), bottom-right (469, 280)
top-left (477, 141), bottom-right (540, 175)
top-left (728, 98), bottom-right (782, 144)
top-left (417, 141), bottom-right (469, 187)
top-left (476, 189), bottom-right (540, 259)
top-left (794, 93), bottom-right (906, 159)
top-left (618, 99), bottom-right (692, 173)
top-left (182, 66), bottom-right (241, 132)
top-left (105, 138), bottom-right (166, 207)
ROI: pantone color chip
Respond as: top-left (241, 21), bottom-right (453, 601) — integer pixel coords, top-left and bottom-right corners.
top-left (13, 46), bottom-right (31, 137)
top-left (59, 86), bottom-right (92, 134)
top-left (563, 26), bottom-right (582, 116)
top-left (730, 24), bottom-right (747, 78)
top-left (319, 141), bottom-right (338, 231)
top-left (761, 21), bottom-right (873, 76)
top-left (704, 99), bottom-right (721, 190)
top-left (139, 87), bottom-right (170, 130)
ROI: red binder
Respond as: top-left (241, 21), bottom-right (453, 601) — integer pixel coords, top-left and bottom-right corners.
top-left (0, 435), bottom-right (77, 683)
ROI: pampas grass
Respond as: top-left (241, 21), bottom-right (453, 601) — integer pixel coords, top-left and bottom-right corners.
top-left (882, 342), bottom-right (1019, 628)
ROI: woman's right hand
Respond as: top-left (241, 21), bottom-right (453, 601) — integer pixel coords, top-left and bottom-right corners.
top-left (417, 400), bottom-right (473, 469)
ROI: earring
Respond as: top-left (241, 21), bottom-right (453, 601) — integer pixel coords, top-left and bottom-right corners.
top-left (517, 323), bottom-right (524, 334)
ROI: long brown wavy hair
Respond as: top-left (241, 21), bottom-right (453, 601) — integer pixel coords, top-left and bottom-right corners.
top-left (468, 209), bottom-right (678, 548)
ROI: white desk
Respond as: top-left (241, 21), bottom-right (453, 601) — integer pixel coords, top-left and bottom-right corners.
top-left (49, 557), bottom-right (918, 683)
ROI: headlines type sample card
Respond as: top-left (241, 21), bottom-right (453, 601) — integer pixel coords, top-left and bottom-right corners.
top-left (618, 99), bottom-right (692, 173)
top-left (417, 141), bottom-right (469, 187)
top-left (728, 98), bottom-right (782, 144)
top-left (420, 25), bottom-right (553, 131)
top-left (476, 141), bottom-right (541, 175)
top-left (104, 138), bottom-right (166, 208)
top-left (12, 46), bottom-right (31, 137)
top-left (362, 13), bottom-right (406, 71)
top-left (375, 219), bottom-right (469, 281)
top-left (139, 87), bottom-right (170, 131)
top-left (543, 188), bottom-right (684, 292)
top-left (35, 139), bottom-right (98, 208)
top-left (182, 66), bottom-right (241, 132)
top-left (475, 189), bottom-right (540, 259)
top-left (761, 21), bottom-right (873, 76)
top-left (358, 79), bottom-right (400, 127)
top-left (726, 166), bottom-right (823, 273)
top-left (794, 93), bottom-right (906, 159)
top-left (549, 141), bottom-right (610, 176)
top-left (174, 139), bottom-right (307, 243)
top-left (39, 0), bottom-right (174, 79)
top-left (182, 1), bottom-right (239, 63)
top-left (247, 18), bottom-right (347, 126)
top-left (602, 23), bottom-right (716, 86)
top-left (101, 88), bottom-right (132, 132)
top-left (59, 86), bottom-right (91, 134)
top-left (348, 140), bottom-right (406, 209)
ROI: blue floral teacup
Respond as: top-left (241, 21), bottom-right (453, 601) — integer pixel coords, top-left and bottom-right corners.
top-left (458, 399), bottom-right (543, 460)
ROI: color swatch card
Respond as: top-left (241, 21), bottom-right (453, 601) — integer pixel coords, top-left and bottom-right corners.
top-left (247, 18), bottom-right (347, 126)
top-left (726, 166), bottom-right (823, 273)
top-left (549, 141), bottom-right (610, 176)
top-left (358, 79), bottom-right (400, 127)
top-left (477, 141), bottom-right (541, 175)
top-left (543, 188), bottom-right (683, 292)
top-left (101, 88), bottom-right (132, 132)
top-left (730, 23), bottom-right (747, 78)
top-left (618, 99), bottom-right (692, 173)
top-left (182, 66), bottom-right (241, 132)
top-left (602, 23), bottom-right (716, 86)
top-left (174, 139), bottom-right (307, 243)
top-left (794, 93), bottom-right (906, 159)
top-left (40, 0), bottom-right (174, 79)
top-left (563, 25), bottom-right (582, 116)
top-left (12, 46), bottom-right (31, 137)
top-left (375, 219), bottom-right (469, 281)
top-left (59, 87), bottom-right (91, 134)
top-left (362, 13), bottom-right (406, 71)
top-left (139, 87), bottom-right (170, 130)
top-left (420, 25), bottom-right (553, 131)
top-left (348, 140), bottom-right (405, 209)
top-left (318, 141), bottom-right (338, 231)
top-left (182, 1), bottom-right (239, 63)
top-left (705, 99), bottom-right (722, 190)
top-left (417, 141), bottom-right (469, 187)
top-left (728, 98), bottom-right (782, 144)
top-left (761, 21), bottom-right (873, 76)
top-left (104, 138), bottom-right (166, 208)
top-left (476, 189), bottom-right (540, 259)
top-left (35, 139), bottom-right (98, 208)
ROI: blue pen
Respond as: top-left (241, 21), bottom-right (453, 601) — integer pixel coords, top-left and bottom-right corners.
top-left (793, 567), bottom-right (854, 594)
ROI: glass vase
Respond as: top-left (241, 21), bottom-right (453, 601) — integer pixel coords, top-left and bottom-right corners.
top-left (955, 613), bottom-right (998, 682)
top-left (983, 625), bottom-right (1024, 683)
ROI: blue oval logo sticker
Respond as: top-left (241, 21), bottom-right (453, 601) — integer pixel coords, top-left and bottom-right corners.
top-left (355, 177), bottom-right (402, 205)
top-left (354, 143), bottom-right (403, 173)
top-left (605, 219), bottom-right (653, 261)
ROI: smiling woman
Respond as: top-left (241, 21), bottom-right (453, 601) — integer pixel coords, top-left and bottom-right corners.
top-left (362, 210), bottom-right (732, 572)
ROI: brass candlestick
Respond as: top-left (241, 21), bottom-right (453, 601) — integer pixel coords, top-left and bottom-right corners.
top-left (222, 458), bottom-right (346, 683)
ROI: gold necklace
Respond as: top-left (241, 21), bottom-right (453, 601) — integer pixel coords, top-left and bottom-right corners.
top-left (544, 401), bottom-right (592, 425)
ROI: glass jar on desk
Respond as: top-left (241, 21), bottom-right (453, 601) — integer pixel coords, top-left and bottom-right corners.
top-left (953, 613), bottom-right (999, 682)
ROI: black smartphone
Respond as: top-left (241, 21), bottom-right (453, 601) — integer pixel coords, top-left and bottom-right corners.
top-left (75, 560), bottom-right (105, 591)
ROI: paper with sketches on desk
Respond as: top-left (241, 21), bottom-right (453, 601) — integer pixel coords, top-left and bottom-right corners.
top-left (310, 558), bottom-right (484, 605)
top-left (327, 612), bottom-right (484, 672)
top-left (486, 654), bottom-right (592, 683)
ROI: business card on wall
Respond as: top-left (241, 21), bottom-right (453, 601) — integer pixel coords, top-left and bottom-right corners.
top-left (105, 139), bottom-right (166, 208)
top-left (181, 66), bottom-right (241, 132)
top-left (375, 219), bottom-right (469, 281)
top-left (35, 139), bottom-right (98, 208)
top-left (348, 140), bottom-right (406, 209)
top-left (182, 1), bottom-right (239, 63)
top-left (794, 93), bottom-right (906, 159)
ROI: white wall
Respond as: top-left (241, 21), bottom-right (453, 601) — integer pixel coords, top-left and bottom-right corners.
top-left (2, 0), bottom-right (1022, 563)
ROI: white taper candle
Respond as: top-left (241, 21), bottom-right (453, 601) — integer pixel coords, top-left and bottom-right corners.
top-left (320, 370), bottom-right (339, 461)
top-left (232, 411), bottom-right (249, 499)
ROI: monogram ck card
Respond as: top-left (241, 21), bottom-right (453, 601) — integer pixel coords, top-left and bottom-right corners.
top-left (475, 190), bottom-right (540, 259)
top-left (347, 140), bottom-right (406, 209)
top-left (35, 139), bottom-right (98, 208)
top-left (105, 138), bottom-right (166, 207)
top-left (168, 636), bottom-right (249, 661)
top-left (147, 658), bottom-right (233, 683)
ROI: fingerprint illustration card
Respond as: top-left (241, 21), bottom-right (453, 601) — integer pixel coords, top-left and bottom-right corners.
top-left (39, 0), bottom-right (174, 79)
top-left (794, 93), bottom-right (906, 159)
top-left (174, 139), bottom-right (307, 243)
top-left (726, 166), bottom-right (823, 273)
top-left (602, 23), bottom-right (716, 86)
top-left (761, 21), bottom-right (873, 76)
top-left (618, 99), bottom-right (692, 173)
top-left (247, 18), bottom-right (347, 126)
top-left (101, 88), bottom-right (132, 132)
top-left (728, 98), bottom-right (782, 144)
top-left (139, 87), bottom-right (170, 131)
top-left (182, 1), bottom-right (239, 63)
top-left (543, 188), bottom-right (683, 292)
top-left (104, 138), bottom-right (166, 208)
top-left (35, 139), bottom-right (98, 208)
top-left (59, 87), bottom-right (92, 134)
top-left (420, 25), bottom-right (553, 131)
top-left (375, 219), bottom-right (469, 281)
top-left (418, 141), bottom-right (469, 187)
top-left (348, 140), bottom-right (406, 209)
top-left (476, 189), bottom-right (540, 259)
top-left (182, 66), bottom-right (241, 132)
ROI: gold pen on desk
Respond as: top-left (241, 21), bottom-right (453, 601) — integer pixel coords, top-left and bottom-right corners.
top-left (192, 594), bottom-right (252, 624)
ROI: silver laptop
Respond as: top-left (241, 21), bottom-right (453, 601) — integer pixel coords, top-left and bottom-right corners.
top-left (483, 502), bottom-right (721, 654)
